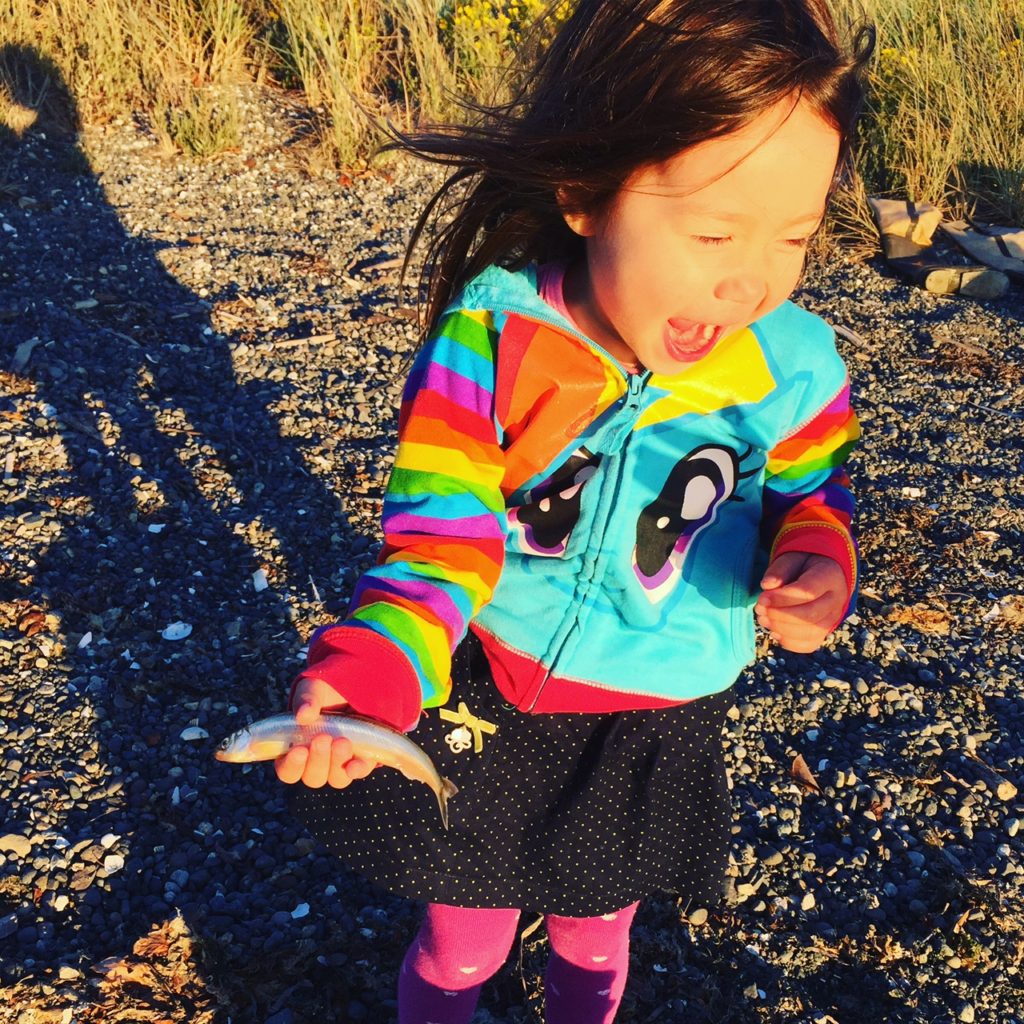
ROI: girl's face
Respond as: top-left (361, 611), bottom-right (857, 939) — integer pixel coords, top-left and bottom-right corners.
top-left (561, 97), bottom-right (841, 375)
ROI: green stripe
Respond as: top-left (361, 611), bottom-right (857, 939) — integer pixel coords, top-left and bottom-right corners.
top-left (388, 467), bottom-right (506, 515)
top-left (770, 438), bottom-right (857, 482)
top-left (351, 603), bottom-right (443, 697)
top-left (437, 310), bottom-right (497, 362)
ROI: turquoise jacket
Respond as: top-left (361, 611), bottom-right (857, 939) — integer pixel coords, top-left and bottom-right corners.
top-left (298, 265), bottom-right (858, 728)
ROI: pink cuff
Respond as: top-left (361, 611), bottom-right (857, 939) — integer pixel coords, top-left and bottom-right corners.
top-left (288, 625), bottom-right (423, 732)
top-left (770, 523), bottom-right (857, 630)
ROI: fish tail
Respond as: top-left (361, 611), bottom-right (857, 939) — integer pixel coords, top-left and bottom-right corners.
top-left (437, 776), bottom-right (459, 831)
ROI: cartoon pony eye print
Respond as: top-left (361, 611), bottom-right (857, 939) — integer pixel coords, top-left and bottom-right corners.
top-left (633, 444), bottom-right (758, 603)
top-left (508, 447), bottom-right (600, 556)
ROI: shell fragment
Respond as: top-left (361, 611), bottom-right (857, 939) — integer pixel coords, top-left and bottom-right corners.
top-left (161, 621), bottom-right (193, 641)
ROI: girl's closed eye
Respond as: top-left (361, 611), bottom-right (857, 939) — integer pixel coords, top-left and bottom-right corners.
top-left (694, 235), bottom-right (731, 246)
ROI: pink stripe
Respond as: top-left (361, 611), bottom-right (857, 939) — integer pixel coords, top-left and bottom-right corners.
top-left (411, 362), bottom-right (493, 418)
top-left (385, 511), bottom-right (506, 539)
top-left (352, 575), bottom-right (464, 635)
top-left (823, 382), bottom-right (852, 416)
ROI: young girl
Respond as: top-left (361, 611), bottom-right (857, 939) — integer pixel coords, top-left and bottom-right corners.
top-left (278, 2), bottom-right (874, 1020)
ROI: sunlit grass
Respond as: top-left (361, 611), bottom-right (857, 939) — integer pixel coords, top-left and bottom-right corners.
top-left (2, 0), bottom-right (1022, 234)
top-left (838, 0), bottom-right (1024, 225)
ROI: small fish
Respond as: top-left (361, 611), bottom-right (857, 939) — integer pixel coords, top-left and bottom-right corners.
top-left (215, 712), bottom-right (458, 829)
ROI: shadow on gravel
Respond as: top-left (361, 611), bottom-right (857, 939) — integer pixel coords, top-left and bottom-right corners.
top-left (1, 45), bottom-right (402, 1022)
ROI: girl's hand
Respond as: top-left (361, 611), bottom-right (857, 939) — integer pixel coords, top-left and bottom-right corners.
top-left (755, 552), bottom-right (848, 654)
top-left (274, 676), bottom-right (378, 789)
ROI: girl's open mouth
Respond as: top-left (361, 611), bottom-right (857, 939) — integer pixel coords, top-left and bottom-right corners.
top-left (664, 318), bottom-right (727, 362)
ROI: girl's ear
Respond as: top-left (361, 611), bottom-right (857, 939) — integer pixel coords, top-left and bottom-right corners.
top-left (556, 188), bottom-right (597, 237)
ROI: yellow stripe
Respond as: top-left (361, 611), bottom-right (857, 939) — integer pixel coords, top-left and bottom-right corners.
top-left (393, 557), bottom-right (497, 609)
top-left (352, 601), bottom-right (450, 684)
top-left (766, 419), bottom-right (860, 474)
top-left (396, 441), bottom-right (505, 487)
top-left (596, 356), bottom-right (626, 412)
top-left (637, 328), bottom-right (774, 429)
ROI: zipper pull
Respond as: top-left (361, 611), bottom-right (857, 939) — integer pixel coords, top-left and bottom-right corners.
top-left (625, 372), bottom-right (647, 406)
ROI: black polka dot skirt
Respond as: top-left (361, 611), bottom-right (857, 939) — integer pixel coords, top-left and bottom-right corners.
top-left (287, 632), bottom-right (734, 917)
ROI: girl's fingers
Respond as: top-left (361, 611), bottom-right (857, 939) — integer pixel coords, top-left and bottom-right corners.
top-left (302, 734), bottom-right (334, 789)
top-left (764, 613), bottom-right (828, 650)
top-left (760, 578), bottom-right (835, 609)
top-left (275, 733), bottom-right (373, 790)
top-left (275, 744), bottom-right (309, 785)
top-left (325, 737), bottom-right (358, 788)
top-left (345, 757), bottom-right (377, 780)
top-left (327, 753), bottom-right (353, 790)
top-left (759, 594), bottom-right (846, 651)
top-left (773, 593), bottom-right (840, 628)
top-left (777, 629), bottom-right (826, 653)
top-left (761, 556), bottom-right (846, 607)
top-left (759, 551), bottom-right (809, 591)
top-left (293, 699), bottom-right (320, 726)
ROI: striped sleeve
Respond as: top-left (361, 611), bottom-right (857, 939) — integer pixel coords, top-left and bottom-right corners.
top-left (761, 377), bottom-right (860, 622)
top-left (298, 309), bottom-right (507, 727)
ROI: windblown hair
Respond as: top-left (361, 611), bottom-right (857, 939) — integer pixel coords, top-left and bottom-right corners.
top-left (392, 0), bottom-right (876, 334)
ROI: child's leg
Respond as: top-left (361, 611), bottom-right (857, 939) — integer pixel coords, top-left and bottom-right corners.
top-left (398, 902), bottom-right (521, 1024)
top-left (543, 901), bottom-right (639, 1024)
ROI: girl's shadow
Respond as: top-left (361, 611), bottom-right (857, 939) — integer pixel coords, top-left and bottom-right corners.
top-left (2, 44), bottom-right (380, 1017)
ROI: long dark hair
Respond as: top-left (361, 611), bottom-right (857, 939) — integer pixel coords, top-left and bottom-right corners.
top-left (392, 0), bottom-right (876, 334)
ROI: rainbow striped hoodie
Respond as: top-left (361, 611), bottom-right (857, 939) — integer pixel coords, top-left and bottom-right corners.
top-left (296, 264), bottom-right (858, 729)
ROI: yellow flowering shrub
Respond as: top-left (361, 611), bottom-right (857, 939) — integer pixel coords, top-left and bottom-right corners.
top-left (440, 0), bottom-right (573, 92)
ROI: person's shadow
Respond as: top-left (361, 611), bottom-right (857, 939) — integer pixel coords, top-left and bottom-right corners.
top-left (2, 44), bottom-right (406, 1021)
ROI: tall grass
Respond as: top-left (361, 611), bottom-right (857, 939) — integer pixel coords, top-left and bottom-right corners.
top-left (2, 0), bottom-right (146, 126)
top-left (839, 0), bottom-right (1024, 226)
top-left (2, 0), bottom-right (256, 153)
top-left (2, 0), bottom-right (1022, 232)
top-left (147, 0), bottom-right (258, 156)
top-left (271, 0), bottom-right (385, 167)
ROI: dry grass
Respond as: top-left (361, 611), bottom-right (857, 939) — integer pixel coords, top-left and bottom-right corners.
top-left (839, 0), bottom-right (1024, 225)
top-left (2, 0), bottom-right (1021, 225)
top-left (0, 0), bottom-right (550, 164)
top-left (884, 603), bottom-right (953, 635)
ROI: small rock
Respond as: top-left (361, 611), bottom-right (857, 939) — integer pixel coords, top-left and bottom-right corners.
top-left (0, 834), bottom-right (31, 859)
top-left (996, 780), bottom-right (1018, 802)
top-left (161, 621), bottom-right (193, 641)
top-left (103, 855), bottom-right (125, 874)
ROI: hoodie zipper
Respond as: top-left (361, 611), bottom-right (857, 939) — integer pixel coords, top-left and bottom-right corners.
top-left (521, 369), bottom-right (649, 711)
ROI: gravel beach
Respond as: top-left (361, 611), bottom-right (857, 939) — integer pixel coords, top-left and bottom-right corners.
top-left (2, 90), bottom-right (1023, 1024)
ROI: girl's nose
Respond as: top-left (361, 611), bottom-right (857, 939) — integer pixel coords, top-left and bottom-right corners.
top-left (713, 274), bottom-right (767, 305)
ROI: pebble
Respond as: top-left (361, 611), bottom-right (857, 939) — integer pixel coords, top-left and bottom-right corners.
top-left (0, 834), bottom-right (31, 859)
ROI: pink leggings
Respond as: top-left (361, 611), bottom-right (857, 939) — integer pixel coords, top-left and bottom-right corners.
top-left (398, 900), bottom-right (639, 1024)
